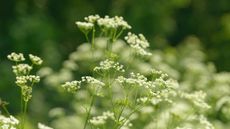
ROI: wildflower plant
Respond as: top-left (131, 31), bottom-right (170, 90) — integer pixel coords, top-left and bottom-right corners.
top-left (56, 15), bottom-right (213, 129)
top-left (0, 53), bottom-right (44, 129)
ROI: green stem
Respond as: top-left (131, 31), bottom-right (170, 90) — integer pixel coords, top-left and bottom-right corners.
top-left (117, 105), bottom-right (143, 129)
top-left (21, 101), bottom-right (28, 129)
top-left (2, 105), bottom-right (10, 116)
top-left (83, 95), bottom-right (95, 129)
top-left (115, 29), bottom-right (124, 40)
top-left (91, 27), bottom-right (96, 50)
top-left (20, 90), bottom-right (24, 129)
top-left (84, 33), bottom-right (90, 43)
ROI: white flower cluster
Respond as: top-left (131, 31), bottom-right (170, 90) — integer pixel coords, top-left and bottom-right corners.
top-left (8, 52), bottom-right (42, 102)
top-left (124, 32), bottom-right (152, 56)
top-left (0, 115), bottom-right (19, 129)
top-left (75, 21), bottom-right (94, 34)
top-left (38, 123), bottom-right (53, 129)
top-left (62, 76), bottom-right (104, 94)
top-left (21, 86), bottom-right (32, 102)
top-left (15, 75), bottom-right (40, 101)
top-left (84, 14), bottom-right (100, 23)
top-left (176, 115), bottom-right (214, 129)
top-left (97, 15), bottom-right (131, 29)
top-left (179, 91), bottom-right (210, 109)
top-left (15, 75), bottom-right (40, 87)
top-left (81, 76), bottom-right (105, 86)
top-left (7, 52), bottom-right (25, 62)
top-left (89, 111), bottom-right (132, 129)
top-left (61, 81), bottom-right (81, 93)
top-left (117, 72), bottom-right (177, 105)
top-left (12, 64), bottom-right (32, 75)
top-left (29, 54), bottom-right (43, 65)
top-left (151, 69), bottom-right (169, 79)
top-left (76, 15), bottom-right (131, 33)
top-left (198, 115), bottom-right (215, 129)
top-left (89, 111), bottom-right (115, 126)
top-left (116, 72), bottom-right (151, 88)
top-left (94, 59), bottom-right (125, 73)
top-left (116, 72), bottom-right (154, 104)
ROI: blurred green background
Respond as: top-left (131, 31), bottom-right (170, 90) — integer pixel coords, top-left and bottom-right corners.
top-left (1, 0), bottom-right (230, 71)
top-left (0, 0), bottom-right (230, 126)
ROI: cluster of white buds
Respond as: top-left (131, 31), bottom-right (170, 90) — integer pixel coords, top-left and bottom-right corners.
top-left (84, 14), bottom-right (100, 23)
top-left (89, 111), bottom-right (115, 126)
top-left (179, 91), bottom-right (210, 109)
top-left (75, 21), bottom-right (94, 34)
top-left (15, 75), bottom-right (40, 87)
top-left (21, 85), bottom-right (32, 102)
top-left (8, 52), bottom-right (42, 102)
top-left (0, 115), bottom-right (19, 129)
top-left (12, 64), bottom-right (32, 75)
top-left (62, 76), bottom-right (105, 95)
top-left (125, 32), bottom-right (152, 56)
top-left (198, 115), bottom-right (215, 129)
top-left (7, 52), bottom-right (25, 62)
top-left (81, 76), bottom-right (105, 86)
top-left (94, 59), bottom-right (125, 73)
top-left (38, 123), bottom-right (53, 129)
top-left (116, 72), bottom-right (152, 89)
top-left (29, 54), bottom-right (43, 65)
top-left (15, 75), bottom-right (40, 102)
top-left (76, 15), bottom-right (131, 38)
top-left (61, 81), bottom-right (81, 93)
top-left (151, 69), bottom-right (169, 79)
top-left (97, 15), bottom-right (131, 29)
top-left (117, 71), bottom-right (177, 105)
top-left (179, 115), bottom-right (214, 129)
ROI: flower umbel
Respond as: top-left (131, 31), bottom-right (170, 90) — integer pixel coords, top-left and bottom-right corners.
top-left (29, 54), bottom-right (43, 65)
top-left (7, 52), bottom-right (25, 62)
top-left (125, 32), bottom-right (151, 56)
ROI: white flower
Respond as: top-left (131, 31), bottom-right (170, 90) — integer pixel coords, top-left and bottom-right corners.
top-left (61, 81), bottom-right (81, 93)
top-left (38, 123), bottom-right (53, 129)
top-left (12, 64), bottom-right (32, 75)
top-left (179, 91), bottom-right (210, 109)
top-left (29, 54), bottom-right (43, 65)
top-left (76, 21), bottom-right (94, 34)
top-left (97, 15), bottom-right (131, 29)
top-left (7, 52), bottom-right (25, 62)
top-left (198, 115), bottom-right (214, 129)
top-left (81, 76), bottom-right (105, 86)
top-left (84, 14), bottom-right (100, 23)
top-left (22, 86), bottom-right (32, 102)
top-left (94, 59), bottom-right (125, 73)
top-left (89, 111), bottom-right (115, 126)
top-left (125, 32), bottom-right (151, 56)
top-left (0, 115), bottom-right (19, 129)
top-left (15, 75), bottom-right (40, 87)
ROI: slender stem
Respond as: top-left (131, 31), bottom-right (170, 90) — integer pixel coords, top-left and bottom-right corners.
top-left (20, 90), bottom-right (24, 129)
top-left (83, 95), bottom-right (95, 129)
top-left (91, 27), bottom-right (96, 50)
top-left (115, 29), bottom-right (124, 40)
top-left (117, 105), bottom-right (143, 129)
top-left (2, 105), bottom-right (10, 116)
top-left (84, 33), bottom-right (90, 43)
top-left (21, 101), bottom-right (28, 129)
